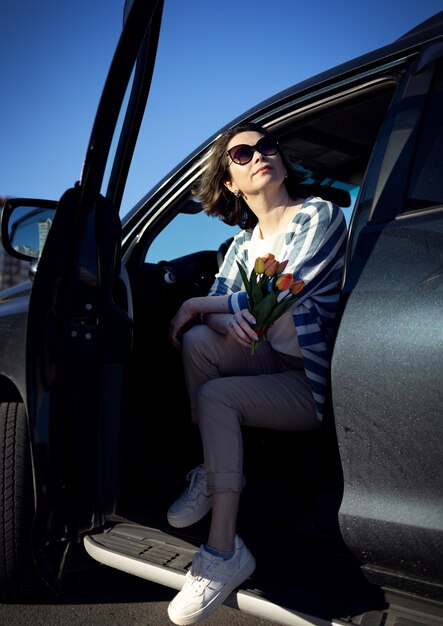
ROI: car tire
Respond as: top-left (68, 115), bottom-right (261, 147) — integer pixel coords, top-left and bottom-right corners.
top-left (0, 401), bottom-right (40, 601)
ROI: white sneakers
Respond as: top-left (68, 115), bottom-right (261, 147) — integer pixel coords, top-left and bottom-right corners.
top-left (167, 464), bottom-right (212, 528)
top-left (167, 535), bottom-right (256, 625)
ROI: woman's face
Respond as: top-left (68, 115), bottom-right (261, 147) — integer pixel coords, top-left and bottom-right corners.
top-left (224, 131), bottom-right (286, 199)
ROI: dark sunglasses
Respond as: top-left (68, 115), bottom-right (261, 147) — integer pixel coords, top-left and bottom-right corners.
top-left (226, 136), bottom-right (279, 165)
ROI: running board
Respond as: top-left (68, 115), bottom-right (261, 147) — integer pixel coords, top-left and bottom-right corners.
top-left (83, 523), bottom-right (337, 626)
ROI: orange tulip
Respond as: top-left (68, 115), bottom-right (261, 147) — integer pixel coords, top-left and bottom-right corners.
top-left (262, 253), bottom-right (275, 273)
top-left (237, 255), bottom-right (304, 355)
top-left (264, 259), bottom-right (279, 277)
top-left (261, 252), bottom-right (275, 263)
top-left (289, 280), bottom-right (304, 295)
top-left (275, 260), bottom-right (288, 273)
top-left (275, 273), bottom-right (294, 291)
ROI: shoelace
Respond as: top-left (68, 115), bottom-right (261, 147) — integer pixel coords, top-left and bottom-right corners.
top-left (183, 553), bottom-right (206, 595)
top-left (188, 551), bottom-right (221, 589)
top-left (185, 466), bottom-right (206, 497)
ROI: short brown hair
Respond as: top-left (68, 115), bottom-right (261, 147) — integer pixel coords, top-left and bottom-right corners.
top-left (193, 122), bottom-right (303, 230)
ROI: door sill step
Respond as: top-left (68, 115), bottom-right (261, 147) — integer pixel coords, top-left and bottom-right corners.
top-left (84, 523), bottom-right (443, 626)
top-left (83, 523), bottom-right (338, 626)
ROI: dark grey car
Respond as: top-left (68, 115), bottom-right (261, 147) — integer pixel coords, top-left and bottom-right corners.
top-left (0, 2), bottom-right (442, 624)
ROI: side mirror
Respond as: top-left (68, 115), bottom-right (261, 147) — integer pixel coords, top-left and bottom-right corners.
top-left (1, 198), bottom-right (57, 262)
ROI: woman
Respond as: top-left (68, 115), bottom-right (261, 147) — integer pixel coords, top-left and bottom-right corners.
top-left (167, 122), bottom-right (347, 625)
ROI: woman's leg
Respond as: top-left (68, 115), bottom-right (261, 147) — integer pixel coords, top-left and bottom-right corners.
top-left (167, 325), bottom-right (264, 529)
top-left (193, 346), bottom-right (317, 551)
top-left (198, 368), bottom-right (317, 552)
top-left (167, 327), bottom-right (319, 624)
top-left (207, 491), bottom-right (241, 552)
top-left (178, 323), bottom-right (318, 550)
top-left (182, 324), bottom-right (284, 423)
top-left (197, 364), bottom-right (318, 491)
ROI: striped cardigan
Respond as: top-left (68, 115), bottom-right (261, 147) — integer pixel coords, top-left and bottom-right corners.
top-left (208, 197), bottom-right (348, 421)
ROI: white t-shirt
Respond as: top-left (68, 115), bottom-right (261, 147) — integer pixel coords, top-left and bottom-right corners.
top-left (247, 226), bottom-right (302, 358)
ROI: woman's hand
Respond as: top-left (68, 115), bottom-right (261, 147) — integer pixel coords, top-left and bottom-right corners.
top-left (169, 300), bottom-right (199, 350)
top-left (225, 308), bottom-right (258, 348)
top-left (168, 295), bottom-right (254, 350)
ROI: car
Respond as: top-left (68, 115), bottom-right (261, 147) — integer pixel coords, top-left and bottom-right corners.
top-left (0, 1), bottom-right (442, 624)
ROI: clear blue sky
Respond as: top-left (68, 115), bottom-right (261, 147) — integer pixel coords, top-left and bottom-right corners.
top-left (1, 0), bottom-right (442, 219)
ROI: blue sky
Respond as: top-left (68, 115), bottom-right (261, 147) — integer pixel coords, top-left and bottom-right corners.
top-left (1, 0), bottom-right (442, 223)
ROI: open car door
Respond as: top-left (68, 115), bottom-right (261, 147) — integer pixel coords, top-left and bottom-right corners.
top-left (24, 0), bottom-right (164, 591)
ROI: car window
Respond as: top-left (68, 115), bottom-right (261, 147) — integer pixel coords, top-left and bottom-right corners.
top-left (146, 210), bottom-right (236, 263)
top-left (406, 60), bottom-right (443, 212)
top-left (143, 78), bottom-right (396, 265)
top-left (101, 67), bottom-right (135, 200)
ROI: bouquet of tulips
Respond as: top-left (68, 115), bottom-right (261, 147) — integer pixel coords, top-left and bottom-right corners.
top-left (237, 253), bottom-right (304, 354)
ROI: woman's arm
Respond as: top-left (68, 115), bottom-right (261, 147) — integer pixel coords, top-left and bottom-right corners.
top-left (169, 296), bottom-right (230, 348)
top-left (169, 230), bottom-right (257, 350)
top-left (169, 295), bottom-right (257, 350)
top-left (285, 199), bottom-right (347, 284)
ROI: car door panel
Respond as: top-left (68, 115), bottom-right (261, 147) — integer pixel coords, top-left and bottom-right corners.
top-left (23, 0), bottom-right (164, 590)
top-left (333, 50), bottom-right (443, 596)
top-left (333, 210), bottom-right (443, 585)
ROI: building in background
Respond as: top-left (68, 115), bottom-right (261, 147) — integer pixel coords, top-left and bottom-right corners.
top-left (0, 196), bottom-right (30, 290)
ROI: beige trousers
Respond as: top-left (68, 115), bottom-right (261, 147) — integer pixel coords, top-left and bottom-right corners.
top-left (182, 324), bottom-right (319, 494)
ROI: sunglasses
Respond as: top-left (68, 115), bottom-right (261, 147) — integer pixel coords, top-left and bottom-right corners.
top-left (226, 136), bottom-right (279, 165)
